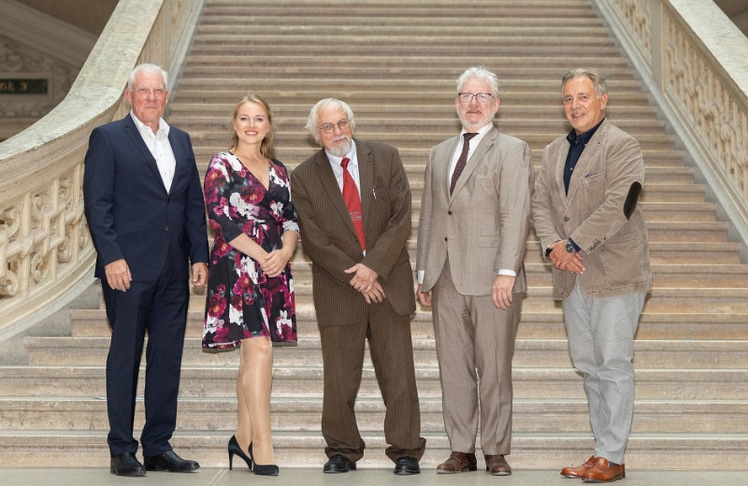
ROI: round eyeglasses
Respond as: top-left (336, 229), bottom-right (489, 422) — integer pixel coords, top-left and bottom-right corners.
top-left (317, 119), bottom-right (350, 134)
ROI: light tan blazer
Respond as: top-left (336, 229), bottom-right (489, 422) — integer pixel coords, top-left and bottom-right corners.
top-left (531, 119), bottom-right (652, 300)
top-left (417, 126), bottom-right (534, 295)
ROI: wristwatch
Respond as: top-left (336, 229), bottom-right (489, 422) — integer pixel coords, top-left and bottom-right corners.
top-left (566, 239), bottom-right (576, 253)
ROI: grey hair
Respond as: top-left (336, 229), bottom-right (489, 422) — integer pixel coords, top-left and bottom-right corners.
top-left (456, 66), bottom-right (500, 97)
top-left (127, 63), bottom-right (168, 90)
top-left (561, 68), bottom-right (608, 98)
top-left (305, 98), bottom-right (356, 142)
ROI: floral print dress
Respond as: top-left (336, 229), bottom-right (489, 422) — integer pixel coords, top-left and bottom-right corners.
top-left (202, 152), bottom-right (298, 350)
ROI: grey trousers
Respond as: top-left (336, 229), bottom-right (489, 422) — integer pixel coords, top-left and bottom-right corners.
top-left (562, 280), bottom-right (646, 464)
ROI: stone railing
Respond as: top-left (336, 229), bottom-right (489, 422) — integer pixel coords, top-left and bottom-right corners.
top-left (0, 0), bottom-right (205, 340)
top-left (595, 0), bottom-right (748, 257)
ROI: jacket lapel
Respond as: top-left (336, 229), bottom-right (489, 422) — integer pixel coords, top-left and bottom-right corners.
top-left (315, 151), bottom-right (356, 234)
top-left (564, 120), bottom-right (608, 204)
top-left (450, 127), bottom-right (497, 198)
top-left (123, 114), bottom-right (168, 193)
top-left (356, 141), bottom-right (374, 227)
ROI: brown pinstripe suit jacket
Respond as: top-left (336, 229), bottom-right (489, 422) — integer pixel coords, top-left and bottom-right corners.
top-left (291, 140), bottom-right (416, 326)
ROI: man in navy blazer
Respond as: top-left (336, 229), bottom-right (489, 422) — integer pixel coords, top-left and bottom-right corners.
top-left (83, 63), bottom-right (208, 477)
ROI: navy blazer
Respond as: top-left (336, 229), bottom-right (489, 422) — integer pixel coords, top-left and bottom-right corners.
top-left (83, 113), bottom-right (208, 282)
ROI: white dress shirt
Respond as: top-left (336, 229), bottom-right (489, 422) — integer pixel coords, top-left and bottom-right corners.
top-left (131, 112), bottom-right (177, 193)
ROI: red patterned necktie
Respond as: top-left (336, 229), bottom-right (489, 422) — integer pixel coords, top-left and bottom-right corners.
top-left (450, 132), bottom-right (478, 194)
top-left (341, 157), bottom-right (366, 252)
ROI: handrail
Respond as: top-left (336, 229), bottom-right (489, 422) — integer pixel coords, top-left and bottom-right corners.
top-left (0, 0), bottom-right (206, 340)
top-left (595, 0), bottom-right (748, 259)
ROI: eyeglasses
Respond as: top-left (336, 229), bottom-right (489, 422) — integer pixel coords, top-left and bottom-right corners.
top-left (458, 93), bottom-right (495, 104)
top-left (317, 119), bottom-right (350, 134)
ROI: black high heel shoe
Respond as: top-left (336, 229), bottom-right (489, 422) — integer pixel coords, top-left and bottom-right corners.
top-left (253, 463), bottom-right (280, 476)
top-left (227, 435), bottom-right (253, 471)
top-left (248, 443), bottom-right (279, 476)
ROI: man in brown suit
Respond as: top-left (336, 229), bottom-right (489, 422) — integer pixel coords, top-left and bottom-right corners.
top-left (416, 66), bottom-right (534, 476)
top-left (532, 68), bottom-right (652, 483)
top-left (291, 98), bottom-right (426, 476)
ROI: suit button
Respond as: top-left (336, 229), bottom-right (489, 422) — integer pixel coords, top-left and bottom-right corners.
top-left (165, 225), bottom-right (170, 232)
top-left (448, 211), bottom-right (452, 215)
top-left (563, 216), bottom-right (570, 222)
top-left (444, 237), bottom-right (448, 241)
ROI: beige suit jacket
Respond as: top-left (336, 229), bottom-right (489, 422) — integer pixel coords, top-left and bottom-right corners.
top-left (291, 140), bottom-right (416, 325)
top-left (417, 126), bottom-right (534, 295)
top-left (531, 119), bottom-right (652, 300)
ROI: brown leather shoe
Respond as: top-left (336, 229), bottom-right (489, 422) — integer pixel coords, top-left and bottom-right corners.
top-left (582, 457), bottom-right (625, 483)
top-left (436, 452), bottom-right (477, 474)
top-left (484, 455), bottom-right (511, 476)
top-left (561, 455), bottom-right (596, 478)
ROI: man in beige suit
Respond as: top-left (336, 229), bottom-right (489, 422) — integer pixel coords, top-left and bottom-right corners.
top-left (291, 98), bottom-right (426, 476)
top-left (416, 66), bottom-right (534, 476)
top-left (532, 69), bottom-right (651, 483)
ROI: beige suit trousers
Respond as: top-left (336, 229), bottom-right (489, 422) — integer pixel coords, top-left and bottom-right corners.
top-left (432, 259), bottom-right (521, 455)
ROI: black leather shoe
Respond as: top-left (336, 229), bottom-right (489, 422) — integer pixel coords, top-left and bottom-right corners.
top-left (323, 454), bottom-right (356, 473)
top-left (110, 452), bottom-right (146, 477)
top-left (394, 455), bottom-right (420, 475)
top-left (144, 450), bottom-right (200, 473)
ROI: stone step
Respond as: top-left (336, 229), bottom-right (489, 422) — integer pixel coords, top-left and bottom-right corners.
top-left (172, 88), bottom-right (654, 106)
top-left (172, 114), bottom-right (668, 135)
top-left (188, 145), bottom-right (689, 166)
top-left (69, 301), bottom-right (748, 341)
top-left (171, 100), bottom-right (656, 114)
top-left (24, 336), bottom-right (748, 370)
top-left (183, 285), bottom-right (748, 315)
top-left (1, 430), bottom-right (746, 470)
top-left (1, 365), bottom-right (746, 401)
top-left (3, 396), bottom-right (747, 436)
top-left (192, 258), bottom-right (746, 288)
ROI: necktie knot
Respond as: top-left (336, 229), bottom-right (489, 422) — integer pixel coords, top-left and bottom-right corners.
top-left (341, 157), bottom-right (350, 169)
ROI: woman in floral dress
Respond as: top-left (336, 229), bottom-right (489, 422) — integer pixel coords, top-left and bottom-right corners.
top-left (202, 95), bottom-right (298, 475)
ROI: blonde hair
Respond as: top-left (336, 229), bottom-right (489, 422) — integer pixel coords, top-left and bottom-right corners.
top-left (230, 94), bottom-right (275, 159)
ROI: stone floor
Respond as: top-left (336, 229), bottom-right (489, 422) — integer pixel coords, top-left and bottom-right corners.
top-left (1, 468), bottom-right (747, 486)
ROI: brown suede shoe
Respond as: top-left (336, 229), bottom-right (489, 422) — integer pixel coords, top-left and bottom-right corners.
top-left (436, 452), bottom-right (477, 474)
top-left (582, 457), bottom-right (625, 483)
top-left (484, 455), bottom-right (511, 476)
top-left (561, 455), bottom-right (596, 478)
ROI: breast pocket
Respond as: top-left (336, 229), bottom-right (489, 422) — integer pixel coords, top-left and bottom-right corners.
top-left (581, 173), bottom-right (605, 208)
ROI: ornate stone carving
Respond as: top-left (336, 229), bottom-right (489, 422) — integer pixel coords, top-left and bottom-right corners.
top-left (0, 36), bottom-right (78, 120)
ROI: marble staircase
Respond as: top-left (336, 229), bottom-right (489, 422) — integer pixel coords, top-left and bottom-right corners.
top-left (1, 0), bottom-right (747, 471)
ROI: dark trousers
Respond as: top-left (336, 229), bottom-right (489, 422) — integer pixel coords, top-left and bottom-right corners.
top-left (318, 299), bottom-right (426, 463)
top-left (101, 260), bottom-right (188, 457)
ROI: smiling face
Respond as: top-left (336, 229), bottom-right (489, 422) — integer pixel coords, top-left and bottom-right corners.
top-left (125, 69), bottom-right (168, 132)
top-left (562, 75), bottom-right (608, 135)
top-left (232, 100), bottom-right (271, 149)
top-left (455, 76), bottom-right (500, 132)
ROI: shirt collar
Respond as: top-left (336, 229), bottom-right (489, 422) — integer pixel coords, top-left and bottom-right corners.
top-left (130, 111), bottom-right (170, 138)
top-left (567, 118), bottom-right (604, 146)
top-left (326, 139), bottom-right (358, 169)
top-left (460, 122), bottom-right (493, 141)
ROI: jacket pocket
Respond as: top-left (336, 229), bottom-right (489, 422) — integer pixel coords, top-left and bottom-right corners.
top-left (601, 233), bottom-right (646, 287)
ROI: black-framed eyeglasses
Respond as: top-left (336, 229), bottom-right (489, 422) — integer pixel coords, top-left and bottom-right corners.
top-left (458, 93), bottom-right (494, 104)
top-left (317, 119), bottom-right (350, 134)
